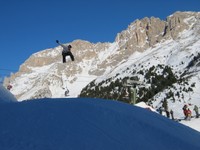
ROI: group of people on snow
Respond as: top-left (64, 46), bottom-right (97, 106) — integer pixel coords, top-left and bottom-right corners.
top-left (157, 103), bottom-right (199, 121)
top-left (157, 107), bottom-right (174, 120)
top-left (182, 104), bottom-right (199, 120)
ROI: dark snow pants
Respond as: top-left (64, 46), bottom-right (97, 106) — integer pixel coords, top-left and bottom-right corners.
top-left (62, 52), bottom-right (74, 63)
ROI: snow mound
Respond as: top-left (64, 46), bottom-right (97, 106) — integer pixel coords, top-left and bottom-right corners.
top-left (135, 101), bottom-right (157, 112)
top-left (0, 98), bottom-right (200, 150)
top-left (0, 84), bottom-right (17, 103)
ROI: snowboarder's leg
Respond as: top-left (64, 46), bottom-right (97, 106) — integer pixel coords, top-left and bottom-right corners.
top-left (62, 54), bottom-right (66, 63)
top-left (70, 53), bottom-right (75, 61)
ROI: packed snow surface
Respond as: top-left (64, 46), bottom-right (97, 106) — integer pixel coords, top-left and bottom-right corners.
top-left (0, 98), bottom-right (200, 150)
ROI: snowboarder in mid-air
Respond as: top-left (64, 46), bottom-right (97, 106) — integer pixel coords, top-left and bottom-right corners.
top-left (56, 40), bottom-right (74, 63)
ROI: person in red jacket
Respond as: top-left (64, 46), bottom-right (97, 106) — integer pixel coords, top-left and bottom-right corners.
top-left (185, 108), bottom-right (192, 120)
top-left (186, 108), bottom-right (192, 120)
top-left (182, 104), bottom-right (188, 119)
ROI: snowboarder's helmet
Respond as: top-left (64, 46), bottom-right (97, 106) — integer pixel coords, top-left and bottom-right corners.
top-left (68, 45), bottom-right (72, 48)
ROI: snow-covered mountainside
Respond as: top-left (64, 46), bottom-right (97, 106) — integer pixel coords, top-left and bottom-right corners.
top-left (4, 11), bottom-right (200, 119)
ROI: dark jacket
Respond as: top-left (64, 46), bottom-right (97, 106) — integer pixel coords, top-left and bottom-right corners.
top-left (58, 42), bottom-right (71, 54)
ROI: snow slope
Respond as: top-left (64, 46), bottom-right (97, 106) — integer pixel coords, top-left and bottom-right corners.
top-left (0, 98), bottom-right (200, 150)
top-left (181, 118), bottom-right (200, 132)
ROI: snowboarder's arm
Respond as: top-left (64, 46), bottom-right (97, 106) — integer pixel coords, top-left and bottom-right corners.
top-left (56, 40), bottom-right (65, 48)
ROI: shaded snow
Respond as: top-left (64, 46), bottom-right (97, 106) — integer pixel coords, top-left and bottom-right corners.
top-left (0, 98), bottom-right (200, 150)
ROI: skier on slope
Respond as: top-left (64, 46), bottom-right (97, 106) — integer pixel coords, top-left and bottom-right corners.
top-left (56, 40), bottom-right (74, 63)
top-left (193, 105), bottom-right (199, 118)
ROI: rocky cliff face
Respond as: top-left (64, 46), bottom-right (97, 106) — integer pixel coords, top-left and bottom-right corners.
top-left (4, 11), bottom-right (200, 101)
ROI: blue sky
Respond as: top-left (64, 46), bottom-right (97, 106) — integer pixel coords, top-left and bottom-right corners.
top-left (0, 0), bottom-right (200, 80)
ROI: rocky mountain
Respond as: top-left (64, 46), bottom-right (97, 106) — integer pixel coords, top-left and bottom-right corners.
top-left (4, 11), bottom-right (200, 117)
